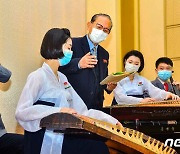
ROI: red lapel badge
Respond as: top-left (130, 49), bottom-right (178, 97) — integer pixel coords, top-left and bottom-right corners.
top-left (64, 82), bottom-right (71, 89)
top-left (138, 81), bottom-right (143, 86)
top-left (103, 59), bottom-right (108, 63)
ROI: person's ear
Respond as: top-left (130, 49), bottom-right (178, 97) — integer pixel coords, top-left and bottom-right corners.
top-left (124, 60), bottom-right (127, 65)
top-left (123, 60), bottom-right (127, 69)
top-left (87, 22), bottom-right (91, 30)
top-left (87, 22), bottom-right (93, 33)
top-left (155, 68), bottom-right (158, 74)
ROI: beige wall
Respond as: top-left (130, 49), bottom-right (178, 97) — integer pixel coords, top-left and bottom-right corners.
top-left (121, 0), bottom-right (136, 59)
top-left (1, 0), bottom-right (179, 133)
top-left (0, 0), bottom-right (86, 133)
top-left (166, 0), bottom-right (180, 80)
top-left (139, 0), bottom-right (180, 80)
top-left (139, 0), bottom-right (165, 80)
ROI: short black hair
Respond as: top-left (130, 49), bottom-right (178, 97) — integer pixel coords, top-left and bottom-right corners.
top-left (40, 28), bottom-right (71, 59)
top-left (155, 57), bottom-right (173, 68)
top-left (123, 50), bottom-right (144, 73)
top-left (90, 13), bottom-right (113, 31)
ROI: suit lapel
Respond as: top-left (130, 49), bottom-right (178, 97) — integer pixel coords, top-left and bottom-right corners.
top-left (97, 47), bottom-right (105, 82)
top-left (155, 78), bottom-right (164, 90)
top-left (167, 82), bottom-right (173, 92)
top-left (80, 35), bottom-right (90, 55)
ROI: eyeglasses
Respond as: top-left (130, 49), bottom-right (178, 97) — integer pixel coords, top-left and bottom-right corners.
top-left (95, 23), bottom-right (111, 34)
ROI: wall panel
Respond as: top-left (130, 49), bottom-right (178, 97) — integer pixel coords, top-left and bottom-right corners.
top-left (0, 0), bottom-right (86, 133)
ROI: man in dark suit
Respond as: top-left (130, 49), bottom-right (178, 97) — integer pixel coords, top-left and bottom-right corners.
top-left (59, 13), bottom-right (116, 110)
top-left (0, 64), bottom-right (24, 154)
top-left (151, 57), bottom-right (180, 96)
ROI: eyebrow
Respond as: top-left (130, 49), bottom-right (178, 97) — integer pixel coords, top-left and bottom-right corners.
top-left (96, 23), bottom-right (110, 31)
top-left (66, 43), bottom-right (72, 47)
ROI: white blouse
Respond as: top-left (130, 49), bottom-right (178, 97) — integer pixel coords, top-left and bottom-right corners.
top-left (16, 62), bottom-right (118, 154)
top-left (113, 74), bottom-right (168, 104)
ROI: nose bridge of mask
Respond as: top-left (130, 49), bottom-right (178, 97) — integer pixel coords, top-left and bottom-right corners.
top-left (94, 28), bottom-right (108, 38)
top-left (89, 28), bottom-right (108, 44)
top-left (159, 70), bottom-right (172, 75)
top-left (125, 62), bottom-right (139, 72)
top-left (92, 28), bottom-right (103, 36)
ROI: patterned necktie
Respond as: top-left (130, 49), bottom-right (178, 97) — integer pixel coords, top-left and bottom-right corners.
top-left (91, 46), bottom-right (99, 82)
top-left (164, 82), bottom-right (169, 91)
top-left (91, 46), bottom-right (97, 58)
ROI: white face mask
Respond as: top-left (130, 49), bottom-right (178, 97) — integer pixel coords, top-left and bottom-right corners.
top-left (125, 62), bottom-right (140, 73)
top-left (89, 28), bottom-right (108, 44)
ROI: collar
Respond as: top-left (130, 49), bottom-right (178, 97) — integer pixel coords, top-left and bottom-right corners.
top-left (157, 77), bottom-right (166, 84)
top-left (126, 73), bottom-right (138, 81)
top-left (42, 62), bottom-right (56, 76)
top-left (86, 35), bottom-right (98, 51)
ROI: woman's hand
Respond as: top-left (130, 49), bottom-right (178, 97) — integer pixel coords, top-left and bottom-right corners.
top-left (116, 121), bottom-right (124, 130)
top-left (165, 92), bottom-right (179, 100)
top-left (140, 97), bottom-right (156, 103)
top-left (60, 107), bottom-right (77, 114)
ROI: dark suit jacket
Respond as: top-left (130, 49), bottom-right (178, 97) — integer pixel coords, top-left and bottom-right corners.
top-left (59, 35), bottom-right (110, 110)
top-left (0, 65), bottom-right (11, 135)
top-left (0, 65), bottom-right (11, 83)
top-left (152, 78), bottom-right (180, 96)
top-left (151, 78), bottom-right (173, 92)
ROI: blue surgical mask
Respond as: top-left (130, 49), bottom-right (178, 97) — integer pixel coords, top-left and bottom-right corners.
top-left (158, 70), bottom-right (172, 81)
top-left (58, 50), bottom-right (73, 66)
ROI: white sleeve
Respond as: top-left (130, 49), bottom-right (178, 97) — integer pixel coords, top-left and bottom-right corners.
top-left (68, 85), bottom-right (118, 125)
top-left (82, 109), bottom-right (118, 125)
top-left (144, 78), bottom-right (167, 100)
top-left (15, 73), bottom-right (60, 132)
top-left (113, 82), bottom-right (143, 104)
top-left (67, 83), bottom-right (88, 113)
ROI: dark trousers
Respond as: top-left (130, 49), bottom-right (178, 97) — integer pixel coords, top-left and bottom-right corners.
top-left (0, 133), bottom-right (24, 154)
top-left (62, 134), bottom-right (109, 154)
top-left (24, 129), bottom-right (45, 154)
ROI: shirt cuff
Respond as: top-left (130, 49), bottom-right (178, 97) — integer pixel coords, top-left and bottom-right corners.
top-left (78, 62), bottom-right (82, 69)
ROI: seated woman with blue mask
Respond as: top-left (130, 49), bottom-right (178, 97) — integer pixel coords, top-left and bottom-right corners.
top-left (113, 50), bottom-right (179, 105)
top-left (15, 28), bottom-right (122, 154)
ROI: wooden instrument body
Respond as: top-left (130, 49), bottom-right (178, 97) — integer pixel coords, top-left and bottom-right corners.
top-left (103, 100), bottom-right (180, 153)
top-left (105, 106), bottom-right (180, 121)
top-left (104, 101), bottom-right (180, 131)
top-left (40, 113), bottom-right (176, 154)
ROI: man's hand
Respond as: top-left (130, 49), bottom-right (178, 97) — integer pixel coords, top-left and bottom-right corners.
top-left (165, 92), bottom-right (180, 100)
top-left (116, 121), bottom-right (124, 130)
top-left (107, 82), bottom-right (117, 91)
top-left (172, 81), bottom-right (180, 90)
top-left (79, 52), bottom-right (98, 69)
